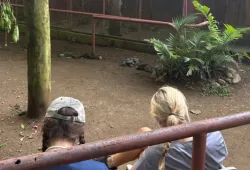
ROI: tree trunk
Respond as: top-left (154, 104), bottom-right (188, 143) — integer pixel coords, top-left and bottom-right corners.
top-left (107, 0), bottom-right (122, 36)
top-left (24, 0), bottom-right (51, 118)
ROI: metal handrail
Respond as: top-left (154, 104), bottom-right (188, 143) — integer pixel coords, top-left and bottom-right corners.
top-left (0, 111), bottom-right (250, 170)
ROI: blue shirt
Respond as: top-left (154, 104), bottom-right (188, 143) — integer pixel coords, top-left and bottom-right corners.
top-left (134, 131), bottom-right (228, 170)
top-left (48, 160), bottom-right (109, 170)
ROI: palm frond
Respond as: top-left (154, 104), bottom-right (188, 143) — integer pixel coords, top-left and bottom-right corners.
top-left (147, 38), bottom-right (169, 57)
top-left (237, 27), bottom-right (250, 34)
top-left (146, 1), bottom-right (249, 82)
top-left (222, 24), bottom-right (243, 44)
top-left (188, 30), bottom-right (209, 47)
top-left (186, 64), bottom-right (199, 76)
top-left (167, 33), bottom-right (179, 49)
top-left (172, 14), bottom-right (198, 32)
top-left (193, 0), bottom-right (210, 16)
top-left (212, 54), bottom-right (236, 65)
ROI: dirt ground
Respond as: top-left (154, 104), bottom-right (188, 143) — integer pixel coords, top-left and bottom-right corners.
top-left (0, 38), bottom-right (250, 170)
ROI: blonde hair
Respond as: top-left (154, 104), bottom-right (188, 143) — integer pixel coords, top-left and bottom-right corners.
top-left (151, 86), bottom-right (190, 170)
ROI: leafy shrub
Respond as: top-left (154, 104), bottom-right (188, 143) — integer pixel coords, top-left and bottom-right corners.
top-left (202, 84), bottom-right (230, 97)
top-left (147, 0), bottom-right (250, 81)
top-left (0, 1), bottom-right (19, 45)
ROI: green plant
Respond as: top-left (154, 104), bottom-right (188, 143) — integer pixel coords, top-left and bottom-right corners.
top-left (202, 84), bottom-right (230, 97)
top-left (0, 143), bottom-right (4, 148)
top-left (0, 1), bottom-right (19, 46)
top-left (147, 0), bottom-right (250, 82)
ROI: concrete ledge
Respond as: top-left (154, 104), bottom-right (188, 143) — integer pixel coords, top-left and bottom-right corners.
top-left (18, 24), bottom-right (155, 54)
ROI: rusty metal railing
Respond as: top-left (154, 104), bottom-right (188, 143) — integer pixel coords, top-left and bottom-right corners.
top-left (11, 3), bottom-right (176, 55)
top-left (0, 111), bottom-right (250, 170)
top-left (10, 0), bottom-right (206, 55)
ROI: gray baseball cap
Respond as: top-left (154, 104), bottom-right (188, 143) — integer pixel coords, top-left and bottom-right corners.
top-left (45, 97), bottom-right (85, 123)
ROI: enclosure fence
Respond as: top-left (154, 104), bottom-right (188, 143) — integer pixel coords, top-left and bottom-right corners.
top-left (0, 111), bottom-right (250, 170)
top-left (8, 0), bottom-right (250, 54)
top-left (9, 0), bottom-right (197, 55)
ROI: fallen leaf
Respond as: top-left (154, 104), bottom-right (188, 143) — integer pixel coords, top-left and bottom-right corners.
top-left (20, 137), bottom-right (25, 141)
top-left (190, 109), bottom-right (202, 115)
top-left (20, 124), bottom-right (25, 129)
top-left (108, 123), bottom-right (114, 129)
top-left (0, 144), bottom-right (4, 148)
top-left (19, 132), bottom-right (25, 137)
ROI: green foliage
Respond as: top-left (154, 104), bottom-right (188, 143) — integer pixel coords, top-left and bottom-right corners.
top-left (147, 0), bottom-right (250, 81)
top-left (12, 24), bottom-right (19, 43)
top-left (202, 85), bottom-right (230, 97)
top-left (0, 1), bottom-right (19, 45)
top-left (20, 123), bottom-right (25, 129)
top-left (0, 143), bottom-right (4, 149)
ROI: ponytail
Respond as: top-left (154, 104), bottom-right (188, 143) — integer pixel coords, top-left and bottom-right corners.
top-left (42, 132), bottom-right (49, 152)
top-left (158, 142), bottom-right (171, 170)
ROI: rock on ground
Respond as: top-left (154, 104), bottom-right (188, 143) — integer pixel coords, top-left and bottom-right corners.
top-left (232, 74), bottom-right (241, 84)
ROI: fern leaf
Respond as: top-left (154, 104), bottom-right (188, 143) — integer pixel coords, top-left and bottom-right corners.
top-left (193, 0), bottom-right (210, 16)
top-left (172, 14), bottom-right (198, 32)
top-left (187, 65), bottom-right (199, 76)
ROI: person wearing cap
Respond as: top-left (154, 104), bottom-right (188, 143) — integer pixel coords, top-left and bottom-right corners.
top-left (42, 97), bottom-right (111, 170)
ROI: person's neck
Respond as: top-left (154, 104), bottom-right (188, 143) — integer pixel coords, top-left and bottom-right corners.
top-left (46, 140), bottom-right (74, 151)
top-left (163, 123), bottom-right (193, 143)
top-left (178, 137), bottom-right (193, 143)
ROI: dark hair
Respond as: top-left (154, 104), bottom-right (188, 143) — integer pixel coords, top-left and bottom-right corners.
top-left (42, 107), bottom-right (85, 152)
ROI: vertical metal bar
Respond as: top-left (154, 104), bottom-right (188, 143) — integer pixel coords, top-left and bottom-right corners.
top-left (103, 0), bottom-right (106, 15)
top-left (182, 0), bottom-right (188, 17)
top-left (149, 0), bottom-right (153, 20)
top-left (137, 0), bottom-right (142, 40)
top-left (101, 0), bottom-right (106, 34)
top-left (14, 0), bottom-right (18, 19)
top-left (138, 0), bottom-right (142, 19)
top-left (68, 0), bottom-right (73, 30)
top-left (191, 133), bottom-right (207, 170)
top-left (92, 18), bottom-right (96, 55)
top-left (82, 0), bottom-right (85, 10)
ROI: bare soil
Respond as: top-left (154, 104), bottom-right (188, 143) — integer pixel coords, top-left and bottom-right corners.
top-left (0, 38), bottom-right (250, 169)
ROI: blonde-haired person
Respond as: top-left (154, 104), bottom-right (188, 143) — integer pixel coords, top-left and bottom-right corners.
top-left (101, 86), bottom-right (228, 170)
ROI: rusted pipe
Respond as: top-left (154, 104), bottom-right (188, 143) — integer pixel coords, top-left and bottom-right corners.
top-left (10, 3), bottom-right (94, 16)
top-left (191, 133), bottom-right (207, 170)
top-left (10, 3), bottom-right (175, 28)
top-left (11, 3), bottom-right (206, 29)
top-left (186, 21), bottom-right (209, 27)
top-left (0, 111), bottom-right (250, 170)
top-left (94, 14), bottom-right (175, 28)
